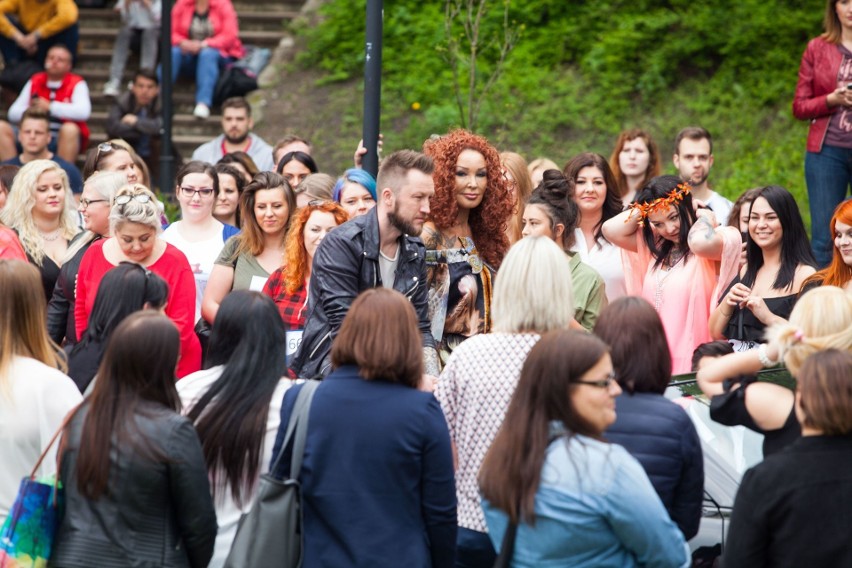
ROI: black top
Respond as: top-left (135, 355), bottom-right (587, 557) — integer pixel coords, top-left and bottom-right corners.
top-left (720, 275), bottom-right (797, 343)
top-left (723, 435), bottom-right (852, 568)
top-left (27, 250), bottom-right (62, 303)
top-left (710, 375), bottom-right (800, 456)
top-left (66, 338), bottom-right (105, 393)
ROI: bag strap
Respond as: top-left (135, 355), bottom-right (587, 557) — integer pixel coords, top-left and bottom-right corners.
top-left (289, 380), bottom-right (319, 479)
top-left (493, 520), bottom-right (518, 568)
top-left (268, 379), bottom-right (320, 478)
top-left (30, 406), bottom-right (79, 479)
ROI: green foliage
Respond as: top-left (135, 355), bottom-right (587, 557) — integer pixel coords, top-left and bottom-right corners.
top-left (295, 0), bottom-right (824, 225)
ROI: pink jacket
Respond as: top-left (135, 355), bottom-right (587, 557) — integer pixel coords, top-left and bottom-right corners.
top-left (793, 36), bottom-right (843, 153)
top-left (171, 0), bottom-right (244, 60)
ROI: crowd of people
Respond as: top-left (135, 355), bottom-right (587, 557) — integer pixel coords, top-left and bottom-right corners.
top-left (1, 1), bottom-right (852, 567)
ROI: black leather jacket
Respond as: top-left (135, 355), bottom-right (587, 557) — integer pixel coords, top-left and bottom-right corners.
top-left (51, 402), bottom-right (218, 568)
top-left (291, 208), bottom-right (435, 378)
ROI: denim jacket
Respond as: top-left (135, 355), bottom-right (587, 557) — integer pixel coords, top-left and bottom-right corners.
top-left (482, 432), bottom-right (689, 568)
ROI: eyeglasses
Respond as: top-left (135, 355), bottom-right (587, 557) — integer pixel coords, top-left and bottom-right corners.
top-left (79, 197), bottom-right (109, 209)
top-left (180, 186), bottom-right (215, 198)
top-left (115, 193), bottom-right (152, 205)
top-left (575, 372), bottom-right (618, 389)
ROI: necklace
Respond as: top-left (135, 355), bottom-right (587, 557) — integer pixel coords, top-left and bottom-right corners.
top-left (653, 253), bottom-right (686, 311)
top-left (39, 228), bottom-right (61, 242)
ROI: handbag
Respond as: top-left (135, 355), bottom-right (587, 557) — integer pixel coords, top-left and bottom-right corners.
top-left (224, 379), bottom-right (320, 568)
top-left (0, 415), bottom-right (73, 568)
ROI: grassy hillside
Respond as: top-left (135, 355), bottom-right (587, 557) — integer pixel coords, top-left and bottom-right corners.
top-left (273, 0), bottom-right (822, 226)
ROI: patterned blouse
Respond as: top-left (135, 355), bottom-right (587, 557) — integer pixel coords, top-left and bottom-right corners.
top-left (435, 332), bottom-right (540, 533)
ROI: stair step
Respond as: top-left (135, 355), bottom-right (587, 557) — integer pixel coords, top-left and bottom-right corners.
top-left (79, 28), bottom-right (283, 49)
top-left (77, 8), bottom-right (296, 30)
top-left (88, 111), bottom-right (223, 137)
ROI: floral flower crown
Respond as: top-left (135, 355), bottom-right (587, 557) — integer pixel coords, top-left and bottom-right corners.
top-left (626, 182), bottom-right (692, 226)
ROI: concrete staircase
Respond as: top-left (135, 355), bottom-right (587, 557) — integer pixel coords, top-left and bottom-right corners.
top-left (76, 1), bottom-right (301, 162)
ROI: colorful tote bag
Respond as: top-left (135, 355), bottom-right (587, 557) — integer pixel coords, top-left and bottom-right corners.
top-left (0, 416), bottom-right (70, 568)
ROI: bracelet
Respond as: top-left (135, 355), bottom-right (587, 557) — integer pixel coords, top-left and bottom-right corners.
top-left (720, 306), bottom-right (733, 318)
top-left (757, 343), bottom-right (776, 368)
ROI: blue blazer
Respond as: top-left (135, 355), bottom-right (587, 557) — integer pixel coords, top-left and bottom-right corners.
top-left (271, 366), bottom-right (457, 567)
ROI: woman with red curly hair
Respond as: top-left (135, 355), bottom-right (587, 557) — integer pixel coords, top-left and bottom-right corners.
top-left (263, 201), bottom-right (348, 359)
top-left (421, 130), bottom-right (513, 364)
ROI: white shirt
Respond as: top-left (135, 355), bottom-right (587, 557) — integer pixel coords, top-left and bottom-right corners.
top-left (0, 356), bottom-right (82, 525)
top-left (706, 191), bottom-right (734, 226)
top-left (571, 228), bottom-right (627, 301)
top-left (8, 79), bottom-right (92, 124)
top-left (162, 221), bottom-right (227, 322)
top-left (177, 366), bottom-right (291, 568)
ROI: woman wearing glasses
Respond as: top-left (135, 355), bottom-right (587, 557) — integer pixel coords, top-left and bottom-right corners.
top-left (81, 141), bottom-right (141, 185)
top-left (479, 329), bottom-right (689, 567)
top-left (48, 171), bottom-right (127, 347)
top-left (75, 184), bottom-right (201, 377)
top-left (202, 172), bottom-right (295, 323)
top-left (0, 159), bottom-right (79, 301)
top-left (163, 161), bottom-right (240, 322)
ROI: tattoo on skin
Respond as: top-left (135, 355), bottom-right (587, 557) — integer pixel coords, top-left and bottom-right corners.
top-left (688, 215), bottom-right (715, 244)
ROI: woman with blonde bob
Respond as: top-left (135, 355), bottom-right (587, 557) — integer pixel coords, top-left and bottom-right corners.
top-left (0, 159), bottom-right (79, 300)
top-left (723, 349), bottom-right (852, 567)
top-left (75, 184), bottom-right (201, 377)
top-left (435, 236), bottom-right (575, 567)
top-left (479, 329), bottom-right (688, 567)
top-left (0, 260), bottom-right (82, 525)
top-left (270, 288), bottom-right (457, 567)
top-left (697, 286), bottom-right (852, 456)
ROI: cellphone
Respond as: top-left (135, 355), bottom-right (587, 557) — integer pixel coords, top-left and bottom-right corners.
top-left (846, 83), bottom-right (852, 90)
top-left (741, 231), bottom-right (749, 243)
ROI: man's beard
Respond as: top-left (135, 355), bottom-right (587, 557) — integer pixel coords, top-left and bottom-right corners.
top-left (226, 131), bottom-right (249, 145)
top-left (685, 171), bottom-right (709, 187)
top-left (387, 206), bottom-right (420, 237)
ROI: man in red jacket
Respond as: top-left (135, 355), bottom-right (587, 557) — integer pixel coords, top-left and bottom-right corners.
top-left (0, 44), bottom-right (91, 163)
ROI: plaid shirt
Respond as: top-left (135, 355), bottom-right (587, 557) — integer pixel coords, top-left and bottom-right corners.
top-left (262, 268), bottom-right (308, 331)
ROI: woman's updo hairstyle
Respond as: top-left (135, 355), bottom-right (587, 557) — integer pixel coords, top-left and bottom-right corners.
top-left (527, 169), bottom-right (579, 250)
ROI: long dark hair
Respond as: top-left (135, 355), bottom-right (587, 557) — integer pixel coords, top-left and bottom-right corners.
top-left (69, 263), bottom-right (168, 391)
top-left (77, 263), bottom-right (169, 344)
top-left (527, 169), bottom-right (579, 250)
top-left (562, 152), bottom-right (622, 244)
top-left (73, 312), bottom-right (181, 499)
top-left (479, 329), bottom-right (610, 525)
top-left (742, 185), bottom-right (817, 291)
top-left (187, 290), bottom-right (288, 506)
top-left (635, 175), bottom-right (698, 268)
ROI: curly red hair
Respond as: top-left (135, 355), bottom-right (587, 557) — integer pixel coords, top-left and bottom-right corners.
top-left (422, 129), bottom-right (512, 268)
top-left (283, 201), bottom-right (349, 294)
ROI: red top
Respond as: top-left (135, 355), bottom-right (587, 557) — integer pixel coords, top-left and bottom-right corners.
top-left (262, 266), bottom-right (308, 330)
top-left (171, 0), bottom-right (245, 60)
top-left (0, 226), bottom-right (27, 261)
top-left (74, 239), bottom-right (202, 378)
top-left (793, 36), bottom-right (844, 153)
top-left (29, 71), bottom-right (91, 148)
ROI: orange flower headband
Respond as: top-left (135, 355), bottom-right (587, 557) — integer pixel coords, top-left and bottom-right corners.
top-left (625, 182), bottom-right (692, 226)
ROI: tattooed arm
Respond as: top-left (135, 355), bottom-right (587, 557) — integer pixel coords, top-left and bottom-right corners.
top-left (688, 210), bottom-right (725, 259)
